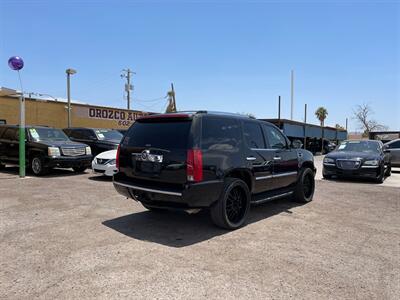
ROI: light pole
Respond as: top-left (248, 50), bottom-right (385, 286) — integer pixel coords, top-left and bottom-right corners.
top-left (8, 56), bottom-right (25, 178)
top-left (66, 68), bottom-right (77, 128)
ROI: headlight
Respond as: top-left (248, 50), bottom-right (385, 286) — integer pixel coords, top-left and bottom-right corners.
top-left (108, 159), bottom-right (116, 165)
top-left (86, 146), bottom-right (92, 155)
top-left (48, 147), bottom-right (60, 157)
top-left (323, 157), bottom-right (335, 164)
top-left (364, 159), bottom-right (379, 166)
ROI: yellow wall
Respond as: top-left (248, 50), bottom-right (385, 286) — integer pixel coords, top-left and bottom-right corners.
top-left (0, 96), bottom-right (148, 129)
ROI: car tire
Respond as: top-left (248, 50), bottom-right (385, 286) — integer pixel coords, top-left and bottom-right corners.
top-left (73, 166), bottom-right (87, 173)
top-left (375, 166), bottom-right (385, 184)
top-left (210, 178), bottom-right (250, 230)
top-left (293, 167), bottom-right (315, 203)
top-left (30, 156), bottom-right (48, 176)
top-left (322, 173), bottom-right (332, 180)
top-left (385, 164), bottom-right (391, 177)
top-left (0, 161), bottom-right (5, 170)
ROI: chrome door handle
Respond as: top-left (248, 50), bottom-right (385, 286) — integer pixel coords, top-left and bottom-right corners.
top-left (246, 156), bottom-right (256, 161)
top-left (273, 156), bottom-right (281, 160)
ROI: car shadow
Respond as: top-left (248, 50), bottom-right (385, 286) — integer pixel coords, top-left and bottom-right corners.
top-left (0, 166), bottom-right (87, 178)
top-left (322, 176), bottom-right (387, 185)
top-left (102, 198), bottom-right (303, 248)
top-left (88, 175), bottom-right (112, 181)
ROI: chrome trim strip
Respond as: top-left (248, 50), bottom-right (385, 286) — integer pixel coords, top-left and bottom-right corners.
top-left (255, 175), bottom-right (273, 180)
top-left (361, 165), bottom-right (379, 169)
top-left (252, 191), bottom-right (294, 204)
top-left (113, 181), bottom-right (182, 196)
top-left (255, 171), bottom-right (297, 180)
top-left (273, 171), bottom-right (298, 178)
top-left (323, 163), bottom-right (335, 166)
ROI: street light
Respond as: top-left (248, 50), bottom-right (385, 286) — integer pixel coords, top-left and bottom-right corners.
top-left (66, 68), bottom-right (77, 128)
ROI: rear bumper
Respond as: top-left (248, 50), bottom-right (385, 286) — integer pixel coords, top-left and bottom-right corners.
top-left (113, 175), bottom-right (224, 208)
top-left (323, 164), bottom-right (380, 179)
top-left (92, 161), bottom-right (117, 176)
top-left (45, 155), bottom-right (93, 168)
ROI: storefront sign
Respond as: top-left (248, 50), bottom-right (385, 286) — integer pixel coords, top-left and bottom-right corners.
top-left (74, 106), bottom-right (148, 127)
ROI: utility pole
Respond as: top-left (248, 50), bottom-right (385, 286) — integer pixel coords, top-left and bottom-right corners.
top-left (278, 96), bottom-right (281, 128)
top-left (346, 118), bottom-right (348, 131)
top-left (121, 69), bottom-right (134, 110)
top-left (290, 70), bottom-right (294, 120)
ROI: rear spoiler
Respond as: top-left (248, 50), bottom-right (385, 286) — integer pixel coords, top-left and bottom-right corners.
top-left (137, 113), bottom-right (192, 121)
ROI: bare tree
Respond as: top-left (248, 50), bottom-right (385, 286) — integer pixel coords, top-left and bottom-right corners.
top-left (353, 103), bottom-right (387, 137)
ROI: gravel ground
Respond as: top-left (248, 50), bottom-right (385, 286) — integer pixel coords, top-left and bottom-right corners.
top-left (0, 166), bottom-right (399, 299)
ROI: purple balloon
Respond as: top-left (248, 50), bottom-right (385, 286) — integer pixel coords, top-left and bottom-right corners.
top-left (8, 56), bottom-right (24, 70)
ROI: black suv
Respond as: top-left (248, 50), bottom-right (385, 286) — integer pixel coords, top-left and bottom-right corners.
top-left (0, 125), bottom-right (92, 175)
top-left (63, 128), bottom-right (123, 156)
top-left (113, 112), bottom-right (316, 229)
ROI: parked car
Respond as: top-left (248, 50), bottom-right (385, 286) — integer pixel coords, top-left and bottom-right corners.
top-left (63, 128), bottom-right (122, 156)
top-left (307, 138), bottom-right (335, 154)
top-left (323, 140), bottom-right (391, 183)
top-left (0, 125), bottom-right (92, 175)
top-left (384, 139), bottom-right (400, 167)
top-left (113, 111), bottom-right (316, 230)
top-left (92, 149), bottom-right (117, 176)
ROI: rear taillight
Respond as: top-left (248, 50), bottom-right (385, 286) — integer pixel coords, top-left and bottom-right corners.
top-left (187, 149), bottom-right (203, 182)
top-left (116, 144), bottom-right (121, 170)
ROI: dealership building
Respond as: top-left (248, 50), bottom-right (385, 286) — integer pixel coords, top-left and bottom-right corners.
top-left (0, 87), bottom-right (149, 129)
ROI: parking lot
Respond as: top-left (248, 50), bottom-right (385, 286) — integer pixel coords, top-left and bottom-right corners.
top-left (1, 161), bottom-right (399, 299)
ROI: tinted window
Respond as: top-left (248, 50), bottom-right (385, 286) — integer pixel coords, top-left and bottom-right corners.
top-left (126, 121), bottom-right (191, 149)
top-left (388, 141), bottom-right (400, 149)
top-left (243, 121), bottom-right (265, 149)
top-left (0, 127), bottom-right (6, 138)
top-left (264, 125), bottom-right (287, 149)
top-left (3, 128), bottom-right (17, 140)
top-left (201, 117), bottom-right (240, 151)
top-left (66, 129), bottom-right (86, 139)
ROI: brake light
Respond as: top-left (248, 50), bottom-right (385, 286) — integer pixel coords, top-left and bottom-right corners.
top-left (187, 149), bottom-right (203, 182)
top-left (116, 144), bottom-right (121, 170)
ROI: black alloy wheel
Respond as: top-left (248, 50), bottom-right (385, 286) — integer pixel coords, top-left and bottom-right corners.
top-left (211, 178), bottom-right (250, 230)
top-left (226, 186), bottom-right (247, 224)
top-left (293, 167), bottom-right (315, 203)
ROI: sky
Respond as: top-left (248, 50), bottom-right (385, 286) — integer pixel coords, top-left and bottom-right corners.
top-left (1, 0), bottom-right (399, 131)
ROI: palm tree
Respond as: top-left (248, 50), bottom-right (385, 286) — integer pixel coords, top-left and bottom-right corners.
top-left (315, 107), bottom-right (328, 153)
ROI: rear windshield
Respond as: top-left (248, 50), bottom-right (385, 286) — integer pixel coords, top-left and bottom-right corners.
top-left (126, 120), bottom-right (191, 149)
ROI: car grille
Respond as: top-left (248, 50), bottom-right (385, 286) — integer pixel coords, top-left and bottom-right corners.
top-left (336, 160), bottom-right (361, 170)
top-left (96, 158), bottom-right (109, 165)
top-left (61, 147), bottom-right (86, 156)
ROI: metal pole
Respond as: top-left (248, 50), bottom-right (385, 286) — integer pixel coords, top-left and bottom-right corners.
top-left (127, 68), bottom-right (131, 110)
top-left (290, 70), bottom-right (294, 120)
top-left (346, 118), bottom-right (348, 131)
top-left (304, 103), bottom-right (307, 150)
top-left (18, 71), bottom-right (25, 178)
top-left (278, 96), bottom-right (281, 120)
top-left (67, 73), bottom-right (71, 128)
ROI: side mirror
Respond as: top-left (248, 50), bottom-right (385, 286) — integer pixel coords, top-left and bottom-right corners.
top-left (291, 139), bottom-right (303, 149)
